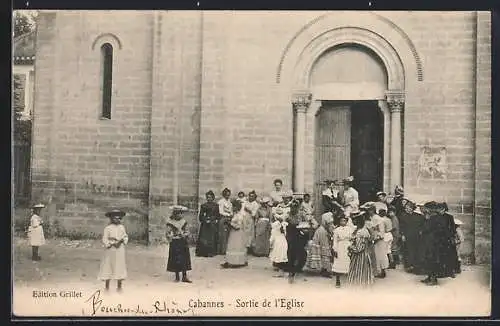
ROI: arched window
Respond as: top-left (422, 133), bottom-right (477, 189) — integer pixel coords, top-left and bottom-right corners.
top-left (100, 43), bottom-right (113, 119)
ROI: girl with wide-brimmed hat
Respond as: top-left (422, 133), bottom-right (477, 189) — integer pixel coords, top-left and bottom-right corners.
top-left (28, 203), bottom-right (46, 261)
top-left (166, 205), bottom-right (193, 283)
top-left (98, 209), bottom-right (128, 291)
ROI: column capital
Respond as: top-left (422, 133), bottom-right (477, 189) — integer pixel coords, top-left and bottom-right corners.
top-left (292, 92), bottom-right (312, 113)
top-left (385, 90), bottom-right (405, 113)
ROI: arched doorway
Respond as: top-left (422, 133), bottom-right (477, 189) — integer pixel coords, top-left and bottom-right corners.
top-left (310, 44), bottom-right (387, 208)
top-left (288, 25), bottom-right (406, 214)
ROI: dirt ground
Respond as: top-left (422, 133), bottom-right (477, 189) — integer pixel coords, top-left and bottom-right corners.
top-left (12, 237), bottom-right (491, 317)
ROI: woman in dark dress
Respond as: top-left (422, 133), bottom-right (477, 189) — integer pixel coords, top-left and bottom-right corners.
top-left (420, 201), bottom-right (456, 285)
top-left (321, 180), bottom-right (344, 226)
top-left (166, 205), bottom-right (192, 283)
top-left (399, 201), bottom-right (425, 273)
top-left (390, 185), bottom-right (406, 219)
top-left (195, 190), bottom-right (219, 257)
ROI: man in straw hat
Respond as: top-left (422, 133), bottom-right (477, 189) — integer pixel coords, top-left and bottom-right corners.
top-left (28, 203), bottom-right (46, 261)
top-left (166, 205), bottom-right (193, 283)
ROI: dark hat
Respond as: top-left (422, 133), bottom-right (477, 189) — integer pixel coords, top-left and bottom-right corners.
top-left (437, 202), bottom-right (449, 212)
top-left (404, 201), bottom-right (417, 210)
top-left (423, 201), bottom-right (439, 213)
top-left (205, 190), bottom-right (215, 197)
top-left (105, 209), bottom-right (126, 218)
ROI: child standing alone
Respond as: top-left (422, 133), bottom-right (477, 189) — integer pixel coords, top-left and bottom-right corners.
top-left (166, 205), bottom-right (193, 283)
top-left (28, 203), bottom-right (46, 261)
top-left (98, 209), bottom-right (129, 292)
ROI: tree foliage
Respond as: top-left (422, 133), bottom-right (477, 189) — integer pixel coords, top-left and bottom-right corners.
top-left (13, 11), bottom-right (37, 38)
top-left (13, 10), bottom-right (37, 145)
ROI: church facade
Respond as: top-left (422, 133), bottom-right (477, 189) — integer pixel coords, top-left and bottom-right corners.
top-left (31, 11), bottom-right (491, 263)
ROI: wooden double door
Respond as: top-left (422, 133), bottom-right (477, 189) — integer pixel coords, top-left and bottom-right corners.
top-left (314, 100), bottom-right (384, 216)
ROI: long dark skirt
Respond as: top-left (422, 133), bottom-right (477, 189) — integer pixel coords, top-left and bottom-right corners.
top-left (253, 219), bottom-right (271, 257)
top-left (167, 238), bottom-right (192, 272)
top-left (403, 235), bottom-right (422, 272)
top-left (217, 218), bottom-right (230, 255)
top-left (195, 222), bottom-right (218, 257)
top-left (286, 225), bottom-right (308, 274)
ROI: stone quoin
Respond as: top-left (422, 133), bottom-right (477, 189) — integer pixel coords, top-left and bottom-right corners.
top-left (30, 11), bottom-right (491, 264)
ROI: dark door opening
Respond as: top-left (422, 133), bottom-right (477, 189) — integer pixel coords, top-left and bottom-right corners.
top-left (350, 101), bottom-right (384, 204)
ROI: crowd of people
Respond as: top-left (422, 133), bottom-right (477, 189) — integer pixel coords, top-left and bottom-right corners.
top-left (24, 177), bottom-right (465, 291)
top-left (190, 177), bottom-right (464, 286)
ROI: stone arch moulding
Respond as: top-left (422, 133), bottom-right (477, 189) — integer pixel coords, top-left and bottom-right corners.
top-left (276, 11), bottom-right (423, 87)
top-left (295, 27), bottom-right (405, 93)
top-left (91, 33), bottom-right (123, 51)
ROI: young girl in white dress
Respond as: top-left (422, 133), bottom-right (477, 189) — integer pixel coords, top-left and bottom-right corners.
top-left (269, 208), bottom-right (288, 277)
top-left (332, 215), bottom-right (354, 288)
top-left (28, 204), bottom-right (46, 261)
top-left (98, 209), bottom-right (129, 292)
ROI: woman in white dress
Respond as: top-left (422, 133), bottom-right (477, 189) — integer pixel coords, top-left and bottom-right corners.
top-left (332, 215), bottom-right (354, 288)
top-left (244, 191), bottom-right (260, 253)
top-left (269, 208), bottom-right (288, 277)
top-left (28, 203), bottom-right (46, 261)
top-left (98, 209), bottom-right (129, 292)
top-left (339, 176), bottom-right (360, 216)
top-left (221, 200), bottom-right (248, 268)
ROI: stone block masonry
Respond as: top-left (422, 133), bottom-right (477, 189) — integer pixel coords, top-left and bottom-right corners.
top-left (30, 11), bottom-right (491, 262)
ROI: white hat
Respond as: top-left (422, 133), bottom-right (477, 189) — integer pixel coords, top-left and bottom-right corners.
top-left (31, 203), bottom-right (45, 209)
top-left (454, 218), bottom-right (463, 225)
top-left (169, 205), bottom-right (188, 212)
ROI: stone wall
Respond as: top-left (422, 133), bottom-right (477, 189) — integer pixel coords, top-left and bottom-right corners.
top-left (31, 11), bottom-right (490, 259)
top-left (32, 11), bottom-right (155, 241)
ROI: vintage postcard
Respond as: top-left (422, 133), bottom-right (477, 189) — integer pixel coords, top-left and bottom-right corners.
top-left (12, 10), bottom-right (491, 317)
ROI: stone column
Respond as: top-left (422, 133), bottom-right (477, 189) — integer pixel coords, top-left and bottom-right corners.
top-left (292, 92), bottom-right (312, 193)
top-left (386, 90), bottom-right (405, 192)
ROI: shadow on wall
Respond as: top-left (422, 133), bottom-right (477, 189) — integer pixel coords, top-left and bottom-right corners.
top-left (13, 207), bottom-right (149, 244)
top-left (13, 205), bottom-right (201, 246)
